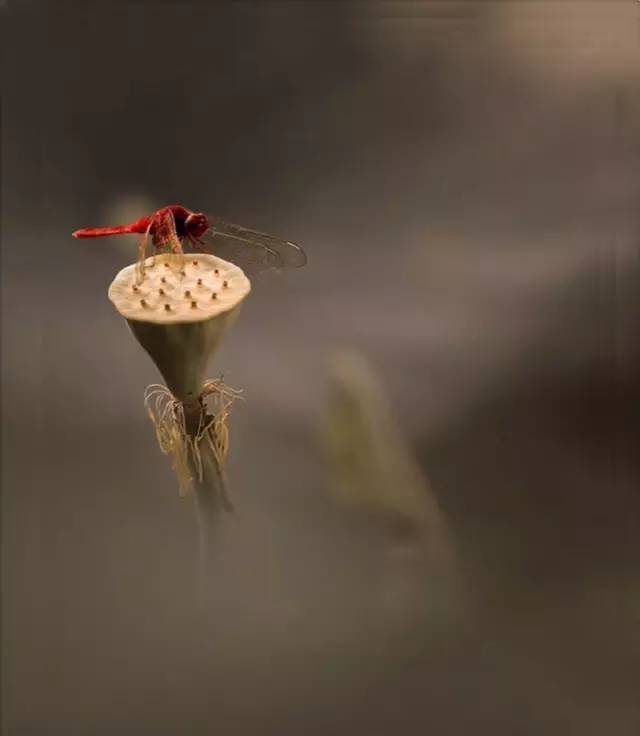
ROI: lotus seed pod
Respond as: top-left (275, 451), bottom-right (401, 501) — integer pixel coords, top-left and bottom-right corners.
top-left (108, 253), bottom-right (251, 401)
top-left (109, 252), bottom-right (250, 566)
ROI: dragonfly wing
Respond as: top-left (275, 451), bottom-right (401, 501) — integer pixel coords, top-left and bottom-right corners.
top-left (152, 208), bottom-right (183, 254)
top-left (202, 218), bottom-right (307, 275)
top-left (135, 208), bottom-right (183, 283)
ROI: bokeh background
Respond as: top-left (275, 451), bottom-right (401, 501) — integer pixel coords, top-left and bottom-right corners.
top-left (2, 1), bottom-right (640, 734)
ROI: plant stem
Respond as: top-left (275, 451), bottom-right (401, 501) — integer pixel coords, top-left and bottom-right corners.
top-left (182, 401), bottom-right (230, 598)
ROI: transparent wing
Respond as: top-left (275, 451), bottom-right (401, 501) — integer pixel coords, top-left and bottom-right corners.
top-left (136, 208), bottom-right (183, 284)
top-left (153, 208), bottom-right (183, 254)
top-left (200, 217), bottom-right (307, 275)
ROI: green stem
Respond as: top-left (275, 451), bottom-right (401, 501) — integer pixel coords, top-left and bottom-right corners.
top-left (183, 401), bottom-right (231, 598)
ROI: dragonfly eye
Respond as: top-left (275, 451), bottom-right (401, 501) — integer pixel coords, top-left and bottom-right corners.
top-left (186, 212), bottom-right (208, 237)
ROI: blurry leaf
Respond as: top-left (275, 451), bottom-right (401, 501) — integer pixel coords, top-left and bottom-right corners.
top-left (322, 348), bottom-right (455, 569)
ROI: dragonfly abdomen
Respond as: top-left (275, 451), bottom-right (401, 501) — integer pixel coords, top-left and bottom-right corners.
top-left (72, 216), bottom-right (152, 238)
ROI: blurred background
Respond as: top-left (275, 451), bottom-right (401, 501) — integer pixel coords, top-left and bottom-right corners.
top-left (2, 1), bottom-right (640, 734)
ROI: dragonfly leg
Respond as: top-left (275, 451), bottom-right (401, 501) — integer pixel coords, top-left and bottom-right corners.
top-left (135, 227), bottom-right (151, 284)
top-left (187, 231), bottom-right (210, 253)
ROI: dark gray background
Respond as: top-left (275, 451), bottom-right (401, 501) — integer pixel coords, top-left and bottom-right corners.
top-left (2, 2), bottom-right (640, 734)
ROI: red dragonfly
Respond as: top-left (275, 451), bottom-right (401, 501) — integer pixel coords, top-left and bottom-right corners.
top-left (72, 203), bottom-right (306, 280)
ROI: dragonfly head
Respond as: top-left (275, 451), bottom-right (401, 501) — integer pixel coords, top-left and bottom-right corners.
top-left (185, 211), bottom-right (209, 238)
